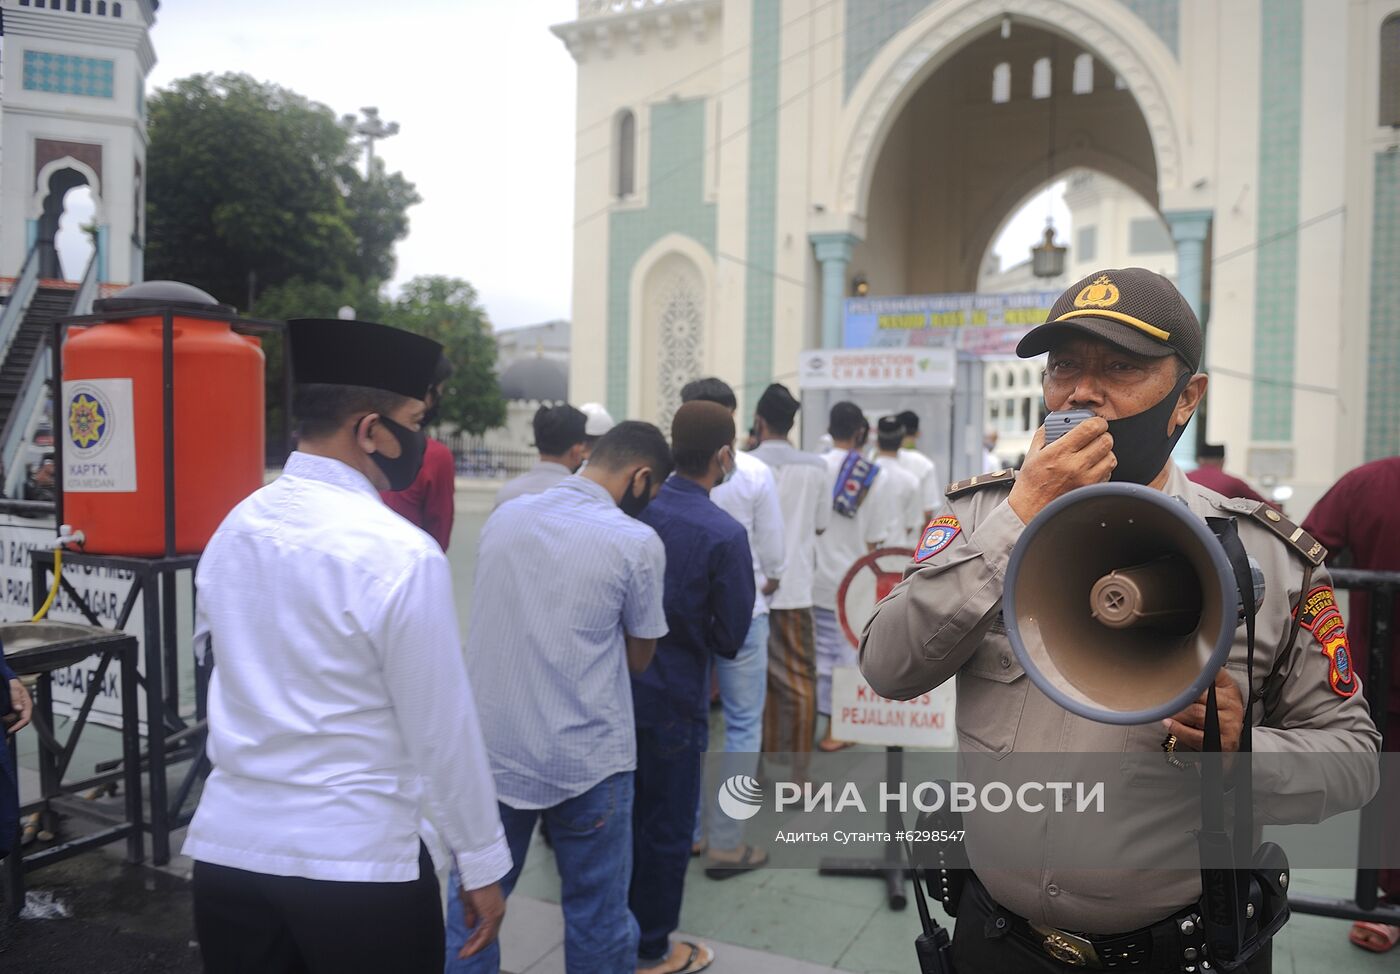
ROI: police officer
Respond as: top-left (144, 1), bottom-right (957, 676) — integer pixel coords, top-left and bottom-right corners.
top-left (861, 268), bottom-right (1381, 973)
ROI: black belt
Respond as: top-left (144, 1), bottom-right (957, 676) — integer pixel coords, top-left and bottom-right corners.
top-left (970, 876), bottom-right (1203, 971)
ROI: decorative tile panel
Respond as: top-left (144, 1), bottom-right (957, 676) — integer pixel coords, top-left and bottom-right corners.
top-left (23, 50), bottom-right (115, 98)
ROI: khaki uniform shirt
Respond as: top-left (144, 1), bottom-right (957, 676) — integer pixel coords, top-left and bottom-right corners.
top-left (860, 464), bottom-right (1381, 933)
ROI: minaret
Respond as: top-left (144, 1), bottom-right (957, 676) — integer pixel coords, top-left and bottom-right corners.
top-left (0, 0), bottom-right (158, 284)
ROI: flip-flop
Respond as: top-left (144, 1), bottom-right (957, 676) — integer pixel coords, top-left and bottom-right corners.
top-left (817, 738), bottom-right (855, 752)
top-left (637, 941), bottom-right (715, 974)
top-left (690, 840), bottom-right (707, 858)
top-left (705, 844), bottom-right (769, 880)
top-left (1349, 921), bottom-right (1400, 952)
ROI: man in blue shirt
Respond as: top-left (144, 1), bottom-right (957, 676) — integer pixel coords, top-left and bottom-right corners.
top-left (452, 421), bottom-right (673, 974)
top-left (632, 401), bottom-right (755, 974)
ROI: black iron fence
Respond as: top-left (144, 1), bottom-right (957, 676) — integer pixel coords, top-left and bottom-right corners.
top-left (442, 434), bottom-right (536, 480)
top-left (1289, 566), bottom-right (1399, 926)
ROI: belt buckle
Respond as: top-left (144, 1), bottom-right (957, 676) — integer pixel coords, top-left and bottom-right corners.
top-left (1029, 923), bottom-right (1101, 968)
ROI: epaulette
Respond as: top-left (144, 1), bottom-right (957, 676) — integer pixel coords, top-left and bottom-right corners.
top-left (944, 468), bottom-right (1016, 499)
top-left (1211, 496), bottom-right (1326, 566)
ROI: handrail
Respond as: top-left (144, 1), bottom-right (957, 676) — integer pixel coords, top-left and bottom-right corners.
top-left (0, 244), bottom-right (42, 365)
top-left (70, 249), bottom-right (101, 316)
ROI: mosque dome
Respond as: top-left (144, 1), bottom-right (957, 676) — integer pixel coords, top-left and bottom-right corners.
top-left (498, 356), bottom-right (568, 403)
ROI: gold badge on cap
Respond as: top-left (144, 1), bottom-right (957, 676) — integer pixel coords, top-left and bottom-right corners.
top-left (1073, 274), bottom-right (1121, 309)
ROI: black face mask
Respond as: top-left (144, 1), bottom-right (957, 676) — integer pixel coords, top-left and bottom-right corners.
top-left (368, 415), bottom-right (427, 492)
top-left (619, 472), bottom-right (653, 519)
top-left (1106, 370), bottom-right (1193, 485)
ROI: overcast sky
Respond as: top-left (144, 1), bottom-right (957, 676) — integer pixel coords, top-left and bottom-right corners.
top-left (54, 2), bottom-right (1065, 322)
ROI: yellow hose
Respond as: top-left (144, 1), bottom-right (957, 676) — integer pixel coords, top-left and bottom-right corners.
top-left (30, 548), bottom-right (62, 622)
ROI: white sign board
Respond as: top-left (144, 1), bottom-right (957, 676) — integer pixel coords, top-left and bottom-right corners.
top-left (61, 378), bottom-right (138, 492)
top-left (831, 666), bottom-right (957, 749)
top-left (0, 514), bottom-right (143, 730)
top-left (831, 547), bottom-right (958, 748)
top-left (798, 348), bottom-right (956, 390)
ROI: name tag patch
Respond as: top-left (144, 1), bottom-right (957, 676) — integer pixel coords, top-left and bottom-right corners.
top-left (915, 516), bottom-right (961, 563)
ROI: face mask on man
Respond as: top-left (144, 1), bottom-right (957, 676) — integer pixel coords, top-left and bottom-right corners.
top-left (367, 415), bottom-right (427, 492)
top-left (619, 471), bottom-right (653, 518)
top-left (1105, 370), bottom-right (1193, 485)
top-left (717, 447), bottom-right (736, 487)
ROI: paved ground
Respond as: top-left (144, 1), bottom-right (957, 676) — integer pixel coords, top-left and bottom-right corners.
top-left (2, 482), bottom-right (1395, 971)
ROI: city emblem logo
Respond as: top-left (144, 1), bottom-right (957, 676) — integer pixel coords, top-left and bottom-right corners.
top-left (68, 392), bottom-right (108, 450)
top-left (1073, 274), bottom-right (1121, 309)
top-left (717, 774), bottom-right (764, 821)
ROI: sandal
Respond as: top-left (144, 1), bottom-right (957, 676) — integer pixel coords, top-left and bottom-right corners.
top-left (637, 940), bottom-right (714, 974)
top-left (689, 840), bottom-right (707, 858)
top-left (1349, 921), bottom-right (1400, 952)
top-left (817, 737), bottom-right (855, 752)
top-left (705, 843), bottom-right (768, 880)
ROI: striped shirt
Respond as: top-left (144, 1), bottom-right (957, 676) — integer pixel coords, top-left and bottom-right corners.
top-left (466, 475), bottom-right (668, 809)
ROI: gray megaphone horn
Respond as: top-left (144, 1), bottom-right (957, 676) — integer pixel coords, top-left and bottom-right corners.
top-left (1002, 483), bottom-right (1237, 725)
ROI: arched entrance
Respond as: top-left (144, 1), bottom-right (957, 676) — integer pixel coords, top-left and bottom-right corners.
top-left (629, 234), bottom-right (714, 428)
top-left (845, 19), bottom-right (1167, 296)
top-left (30, 157), bottom-right (104, 280)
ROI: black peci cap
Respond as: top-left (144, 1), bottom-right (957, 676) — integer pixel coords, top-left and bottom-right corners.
top-left (1197, 442), bottom-right (1226, 461)
top-left (877, 415), bottom-right (905, 436)
top-left (289, 318), bottom-right (443, 400)
top-left (1016, 268), bottom-right (1203, 373)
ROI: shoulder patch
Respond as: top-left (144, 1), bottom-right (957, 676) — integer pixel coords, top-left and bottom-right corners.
top-left (1291, 586), bottom-right (1357, 698)
top-left (1243, 504), bottom-right (1327, 566)
top-left (914, 515), bottom-right (962, 563)
top-left (945, 468), bottom-right (1016, 499)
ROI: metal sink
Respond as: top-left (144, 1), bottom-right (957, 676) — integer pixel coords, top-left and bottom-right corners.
top-left (0, 621), bottom-right (132, 675)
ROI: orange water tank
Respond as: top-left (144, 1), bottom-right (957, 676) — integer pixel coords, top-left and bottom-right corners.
top-left (60, 281), bottom-right (265, 555)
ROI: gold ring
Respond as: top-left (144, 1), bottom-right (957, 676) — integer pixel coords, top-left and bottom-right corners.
top-left (1162, 733), bottom-right (1178, 753)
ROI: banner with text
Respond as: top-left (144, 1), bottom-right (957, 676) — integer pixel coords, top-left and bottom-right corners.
top-left (844, 291), bottom-right (1059, 356)
top-left (0, 513), bottom-right (143, 730)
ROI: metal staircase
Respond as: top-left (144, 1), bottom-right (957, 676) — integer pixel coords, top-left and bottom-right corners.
top-left (0, 245), bottom-right (100, 497)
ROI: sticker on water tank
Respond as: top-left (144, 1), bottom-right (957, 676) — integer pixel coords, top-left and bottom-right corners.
top-left (63, 378), bottom-right (137, 492)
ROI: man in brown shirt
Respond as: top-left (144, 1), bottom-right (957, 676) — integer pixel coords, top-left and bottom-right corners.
top-left (862, 269), bottom-right (1380, 972)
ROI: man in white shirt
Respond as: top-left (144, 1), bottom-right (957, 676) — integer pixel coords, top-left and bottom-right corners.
top-left (749, 384), bottom-right (830, 770)
top-left (453, 421), bottom-right (671, 974)
top-left (874, 415), bottom-right (924, 547)
top-left (814, 402), bottom-right (896, 751)
top-left (494, 403), bottom-right (588, 509)
top-left (895, 409), bottom-right (944, 523)
top-left (185, 318), bottom-right (511, 974)
top-left (680, 378), bottom-right (785, 874)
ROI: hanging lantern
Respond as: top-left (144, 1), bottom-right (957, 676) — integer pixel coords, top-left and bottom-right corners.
top-left (1031, 225), bottom-right (1067, 278)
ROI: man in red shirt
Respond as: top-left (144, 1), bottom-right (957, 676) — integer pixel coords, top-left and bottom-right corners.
top-left (382, 356), bottom-right (456, 551)
top-left (1186, 443), bottom-right (1272, 505)
top-left (1303, 455), bottom-right (1400, 953)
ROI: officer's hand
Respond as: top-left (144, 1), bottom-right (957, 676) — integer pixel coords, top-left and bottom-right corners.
top-left (457, 882), bottom-right (507, 959)
top-left (1007, 418), bottom-right (1115, 524)
top-left (6, 678), bottom-right (32, 736)
top-left (1162, 669), bottom-right (1244, 754)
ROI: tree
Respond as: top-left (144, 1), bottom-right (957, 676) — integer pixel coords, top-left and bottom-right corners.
top-left (382, 277), bottom-right (506, 436)
top-left (144, 73), bottom-right (419, 307)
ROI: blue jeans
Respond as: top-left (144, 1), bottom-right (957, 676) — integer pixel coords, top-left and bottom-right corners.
top-left (445, 772), bottom-right (638, 974)
top-left (694, 614), bottom-right (768, 851)
top-left (631, 720), bottom-right (706, 964)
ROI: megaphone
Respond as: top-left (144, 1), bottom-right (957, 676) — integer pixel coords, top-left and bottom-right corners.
top-left (1003, 483), bottom-right (1236, 725)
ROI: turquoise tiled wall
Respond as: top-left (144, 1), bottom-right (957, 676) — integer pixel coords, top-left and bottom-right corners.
top-left (1367, 152), bottom-right (1400, 461)
top-left (606, 99), bottom-right (717, 417)
top-left (23, 50), bottom-right (115, 98)
top-left (744, 0), bottom-right (780, 401)
top-left (843, 0), bottom-right (1179, 99)
top-left (1250, 0), bottom-right (1303, 442)
top-left (1118, 0), bottom-right (1179, 56)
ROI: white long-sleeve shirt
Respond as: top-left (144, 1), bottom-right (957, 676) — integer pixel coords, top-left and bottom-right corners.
top-left (711, 449), bottom-right (787, 617)
top-left (183, 451), bottom-right (512, 889)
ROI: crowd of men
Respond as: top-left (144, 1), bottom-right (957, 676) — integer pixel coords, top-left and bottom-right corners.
top-left (4, 265), bottom-right (1386, 974)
